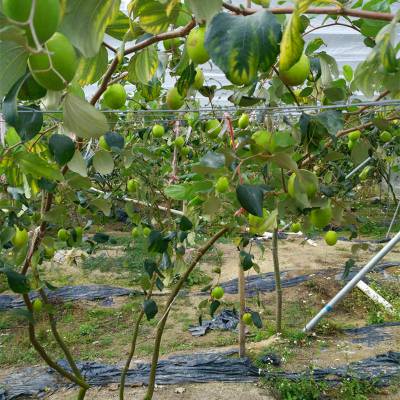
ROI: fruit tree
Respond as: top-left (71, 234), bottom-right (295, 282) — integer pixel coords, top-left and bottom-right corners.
top-left (0, 1), bottom-right (399, 399)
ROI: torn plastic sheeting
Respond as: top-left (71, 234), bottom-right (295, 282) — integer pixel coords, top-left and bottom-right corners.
top-left (0, 352), bottom-right (258, 400)
top-left (0, 263), bottom-right (398, 312)
top-left (1, 352), bottom-right (400, 399)
top-left (188, 309), bottom-right (239, 336)
top-left (266, 351), bottom-right (400, 387)
top-left (219, 262), bottom-right (400, 297)
top-left (344, 322), bottom-right (400, 346)
top-left (0, 285), bottom-right (132, 311)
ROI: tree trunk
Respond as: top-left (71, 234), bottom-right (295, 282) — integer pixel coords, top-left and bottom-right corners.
top-left (272, 228), bottom-right (282, 333)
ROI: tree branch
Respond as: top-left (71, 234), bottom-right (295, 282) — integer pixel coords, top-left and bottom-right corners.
top-left (222, 2), bottom-right (394, 21)
top-left (90, 19), bottom-right (196, 106)
top-left (144, 227), bottom-right (230, 400)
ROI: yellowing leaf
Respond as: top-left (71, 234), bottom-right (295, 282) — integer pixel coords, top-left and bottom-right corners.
top-left (128, 45), bottom-right (159, 84)
top-left (75, 45), bottom-right (109, 86)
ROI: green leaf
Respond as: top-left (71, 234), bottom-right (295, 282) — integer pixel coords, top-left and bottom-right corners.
top-left (249, 209), bottom-right (278, 235)
top-left (49, 134), bottom-right (75, 165)
top-left (205, 11), bottom-right (281, 85)
top-left (0, 41), bottom-right (28, 99)
top-left (104, 132), bottom-right (124, 150)
top-left (14, 152), bottom-right (63, 181)
top-left (251, 311), bottom-right (263, 328)
top-left (92, 150), bottom-right (114, 175)
top-left (3, 74), bottom-right (43, 141)
top-left (351, 140), bottom-right (371, 166)
top-left (93, 232), bottom-right (110, 243)
top-left (128, 45), bottom-right (159, 84)
top-left (305, 38), bottom-right (325, 55)
top-left (67, 150), bottom-right (88, 177)
top-left (179, 216), bottom-right (193, 231)
top-left (0, 268), bottom-right (30, 294)
top-left (165, 181), bottom-right (213, 200)
top-left (133, 0), bottom-right (180, 34)
top-left (343, 65), bottom-right (353, 82)
top-left (185, 0), bottom-right (222, 22)
top-left (60, 0), bottom-right (121, 57)
top-left (316, 51), bottom-right (339, 87)
top-left (270, 153), bottom-right (298, 171)
top-left (75, 45), bottom-right (109, 86)
top-left (66, 173), bottom-right (91, 190)
top-left (91, 198), bottom-right (112, 216)
top-left (240, 250), bottom-right (254, 271)
top-left (177, 63), bottom-right (196, 96)
top-left (279, 12), bottom-right (304, 71)
top-left (63, 93), bottom-right (108, 139)
top-left (236, 185), bottom-right (264, 217)
top-left (148, 231), bottom-right (170, 253)
top-left (0, 14), bottom-right (28, 46)
top-left (143, 299), bottom-right (158, 320)
top-left (210, 299), bottom-right (220, 317)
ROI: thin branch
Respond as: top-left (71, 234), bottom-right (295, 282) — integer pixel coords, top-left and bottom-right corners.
top-left (119, 274), bottom-right (157, 399)
top-left (272, 66), bottom-right (300, 107)
top-left (222, 2), bottom-right (395, 21)
top-left (90, 19), bottom-right (196, 106)
top-left (103, 41), bottom-right (117, 53)
top-left (144, 227), bottom-right (230, 399)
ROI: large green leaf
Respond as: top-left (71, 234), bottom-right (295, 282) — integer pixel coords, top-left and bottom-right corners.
top-left (236, 184), bottom-right (264, 217)
top-left (91, 198), bottom-right (112, 216)
top-left (14, 152), bottom-right (63, 181)
top-left (133, 0), bottom-right (180, 34)
top-left (205, 11), bottom-right (281, 85)
top-left (143, 299), bottom-right (158, 320)
top-left (63, 93), bottom-right (108, 139)
top-left (92, 150), bottom-right (114, 175)
top-left (0, 268), bottom-right (30, 294)
top-left (60, 0), bottom-right (120, 57)
top-left (0, 41), bottom-right (28, 99)
top-left (185, 0), bottom-right (222, 23)
top-left (49, 134), bottom-right (75, 165)
top-left (75, 45), bottom-right (109, 86)
top-left (67, 150), bottom-right (88, 177)
top-left (3, 75), bottom-right (43, 141)
top-left (127, 45), bottom-right (159, 84)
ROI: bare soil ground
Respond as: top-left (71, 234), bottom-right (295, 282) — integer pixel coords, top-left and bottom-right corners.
top-left (1, 233), bottom-right (399, 400)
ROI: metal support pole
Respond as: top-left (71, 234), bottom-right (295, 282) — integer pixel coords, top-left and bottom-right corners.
top-left (345, 156), bottom-right (372, 180)
top-left (386, 200), bottom-right (400, 238)
top-left (303, 230), bottom-right (400, 332)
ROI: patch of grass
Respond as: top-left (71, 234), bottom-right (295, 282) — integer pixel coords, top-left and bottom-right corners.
top-left (82, 236), bottom-right (149, 284)
top-left (265, 375), bottom-right (327, 400)
top-left (264, 375), bottom-right (379, 400)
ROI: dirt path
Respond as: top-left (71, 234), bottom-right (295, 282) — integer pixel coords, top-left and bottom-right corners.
top-left (201, 237), bottom-right (400, 284)
top-left (46, 382), bottom-right (273, 399)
